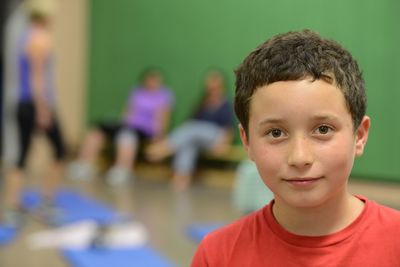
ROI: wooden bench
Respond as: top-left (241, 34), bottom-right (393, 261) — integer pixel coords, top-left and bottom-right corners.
top-left (200, 144), bottom-right (247, 164)
top-left (135, 144), bottom-right (247, 187)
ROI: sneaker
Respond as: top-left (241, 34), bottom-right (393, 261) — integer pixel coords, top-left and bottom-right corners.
top-left (33, 202), bottom-right (65, 226)
top-left (2, 208), bottom-right (25, 229)
top-left (66, 161), bottom-right (95, 181)
top-left (105, 166), bottom-right (133, 186)
top-left (89, 225), bottom-right (110, 250)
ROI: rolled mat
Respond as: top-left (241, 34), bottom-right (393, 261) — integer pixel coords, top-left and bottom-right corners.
top-left (0, 226), bottom-right (18, 245)
top-left (22, 189), bottom-right (125, 226)
top-left (62, 246), bottom-right (175, 267)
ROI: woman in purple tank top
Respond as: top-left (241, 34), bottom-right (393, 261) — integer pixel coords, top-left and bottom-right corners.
top-left (67, 69), bottom-right (174, 186)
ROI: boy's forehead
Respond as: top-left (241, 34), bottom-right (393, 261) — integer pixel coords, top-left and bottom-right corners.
top-left (253, 78), bottom-right (343, 98)
top-left (249, 79), bottom-right (349, 115)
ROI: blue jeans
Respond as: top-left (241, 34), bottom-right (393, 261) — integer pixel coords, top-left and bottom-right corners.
top-left (168, 120), bottom-right (224, 175)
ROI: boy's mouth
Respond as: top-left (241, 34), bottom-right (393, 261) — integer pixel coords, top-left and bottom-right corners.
top-left (283, 177), bottom-right (322, 186)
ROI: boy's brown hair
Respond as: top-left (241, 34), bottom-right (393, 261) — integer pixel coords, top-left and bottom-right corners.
top-left (234, 29), bottom-right (366, 136)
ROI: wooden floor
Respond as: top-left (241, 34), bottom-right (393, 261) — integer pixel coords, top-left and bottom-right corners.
top-left (1, 163), bottom-right (399, 267)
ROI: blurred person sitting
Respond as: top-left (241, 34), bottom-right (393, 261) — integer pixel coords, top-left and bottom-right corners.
top-left (147, 70), bottom-right (234, 191)
top-left (67, 69), bottom-right (174, 186)
top-left (1, 10), bottom-right (66, 227)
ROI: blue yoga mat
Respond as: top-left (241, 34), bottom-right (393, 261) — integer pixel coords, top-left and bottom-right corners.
top-left (63, 246), bottom-right (175, 267)
top-left (22, 189), bottom-right (124, 225)
top-left (186, 223), bottom-right (224, 243)
top-left (0, 226), bottom-right (18, 246)
top-left (0, 191), bottom-right (42, 244)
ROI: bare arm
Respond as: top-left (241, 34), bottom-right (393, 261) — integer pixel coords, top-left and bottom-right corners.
top-left (27, 30), bottom-right (52, 129)
top-left (153, 106), bottom-right (171, 141)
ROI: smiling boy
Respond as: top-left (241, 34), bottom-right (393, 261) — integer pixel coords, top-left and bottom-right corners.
top-left (191, 30), bottom-right (400, 266)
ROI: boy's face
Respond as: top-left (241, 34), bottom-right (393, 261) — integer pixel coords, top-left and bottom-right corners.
top-left (240, 79), bottom-right (370, 209)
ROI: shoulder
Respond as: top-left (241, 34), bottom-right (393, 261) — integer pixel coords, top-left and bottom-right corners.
top-left (219, 99), bottom-right (234, 116)
top-left (161, 87), bottom-right (173, 96)
top-left (159, 87), bottom-right (174, 104)
top-left (221, 98), bottom-right (232, 108)
top-left (372, 201), bottom-right (400, 224)
top-left (365, 200), bottom-right (400, 238)
top-left (160, 87), bottom-right (173, 97)
top-left (130, 88), bottom-right (141, 97)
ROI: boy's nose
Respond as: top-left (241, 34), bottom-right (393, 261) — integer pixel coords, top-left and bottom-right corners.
top-left (287, 135), bottom-right (314, 167)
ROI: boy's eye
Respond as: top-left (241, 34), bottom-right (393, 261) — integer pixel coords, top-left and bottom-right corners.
top-left (316, 125), bottom-right (331, 135)
top-left (268, 129), bottom-right (283, 138)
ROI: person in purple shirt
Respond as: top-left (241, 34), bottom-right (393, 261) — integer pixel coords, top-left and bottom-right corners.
top-left (67, 69), bottom-right (173, 185)
top-left (147, 70), bottom-right (234, 191)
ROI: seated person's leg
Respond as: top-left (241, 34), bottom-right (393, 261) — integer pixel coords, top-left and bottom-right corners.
top-left (115, 128), bottom-right (139, 168)
top-left (105, 128), bottom-right (139, 186)
top-left (67, 122), bottom-right (119, 180)
top-left (171, 145), bottom-right (199, 192)
top-left (80, 128), bottom-right (106, 165)
top-left (66, 129), bottom-right (104, 180)
top-left (146, 121), bottom-right (203, 161)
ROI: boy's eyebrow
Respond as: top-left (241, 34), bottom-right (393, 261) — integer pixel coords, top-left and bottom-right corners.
top-left (258, 114), bottom-right (340, 126)
top-left (312, 114), bottom-right (341, 121)
top-left (258, 118), bottom-right (285, 126)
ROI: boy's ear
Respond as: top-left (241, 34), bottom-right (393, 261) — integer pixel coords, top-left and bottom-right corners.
top-left (355, 116), bottom-right (370, 157)
top-left (239, 124), bottom-right (252, 160)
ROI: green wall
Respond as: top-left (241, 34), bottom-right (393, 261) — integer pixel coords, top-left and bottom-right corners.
top-left (88, 0), bottom-right (400, 181)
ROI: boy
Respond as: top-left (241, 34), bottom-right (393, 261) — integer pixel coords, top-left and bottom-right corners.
top-left (191, 30), bottom-right (400, 266)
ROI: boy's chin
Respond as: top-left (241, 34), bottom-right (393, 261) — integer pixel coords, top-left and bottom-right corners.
top-left (276, 192), bottom-right (337, 209)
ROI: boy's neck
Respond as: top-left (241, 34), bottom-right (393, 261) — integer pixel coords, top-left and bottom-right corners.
top-left (272, 191), bottom-right (365, 236)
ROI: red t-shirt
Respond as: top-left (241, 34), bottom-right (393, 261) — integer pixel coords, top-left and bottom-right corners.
top-left (191, 196), bottom-right (400, 267)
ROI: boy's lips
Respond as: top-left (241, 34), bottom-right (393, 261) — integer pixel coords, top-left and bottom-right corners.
top-left (283, 177), bottom-right (323, 186)
top-left (284, 177), bottom-right (322, 181)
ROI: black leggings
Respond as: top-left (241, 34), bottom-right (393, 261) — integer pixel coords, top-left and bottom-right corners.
top-left (96, 121), bottom-right (148, 142)
top-left (16, 102), bottom-right (65, 168)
